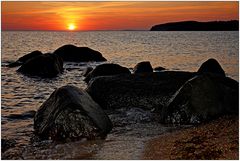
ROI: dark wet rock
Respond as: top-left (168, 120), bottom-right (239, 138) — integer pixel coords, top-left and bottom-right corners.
top-left (82, 67), bottom-right (93, 77)
top-left (161, 74), bottom-right (238, 124)
top-left (6, 110), bottom-right (36, 120)
top-left (197, 58), bottom-right (225, 77)
top-left (84, 63), bottom-right (131, 83)
top-left (133, 61), bottom-right (153, 74)
top-left (17, 53), bottom-right (63, 78)
top-left (1, 138), bottom-right (16, 153)
top-left (86, 71), bottom-right (196, 110)
top-left (154, 66), bottom-right (166, 71)
top-left (34, 85), bottom-right (112, 141)
top-left (8, 51), bottom-right (43, 67)
top-left (53, 44), bottom-right (107, 62)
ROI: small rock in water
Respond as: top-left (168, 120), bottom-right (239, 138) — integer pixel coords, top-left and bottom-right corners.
top-left (197, 58), bottom-right (225, 77)
top-left (154, 66), bottom-right (166, 71)
top-left (133, 61), bottom-right (153, 74)
top-left (6, 110), bottom-right (36, 120)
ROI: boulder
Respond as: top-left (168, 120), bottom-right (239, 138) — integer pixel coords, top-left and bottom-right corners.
top-left (154, 66), bottom-right (166, 71)
top-left (34, 85), bottom-right (112, 141)
top-left (17, 53), bottom-right (63, 78)
top-left (8, 50), bottom-right (43, 67)
top-left (84, 63), bottom-right (131, 83)
top-left (133, 61), bottom-right (153, 74)
top-left (82, 67), bottom-right (93, 77)
top-left (53, 44), bottom-right (107, 62)
top-left (161, 74), bottom-right (238, 124)
top-left (197, 58), bottom-right (225, 76)
top-left (86, 71), bottom-right (196, 110)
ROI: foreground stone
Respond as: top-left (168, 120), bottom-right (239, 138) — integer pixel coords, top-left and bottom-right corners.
top-left (197, 58), bottom-right (225, 76)
top-left (133, 61), bottom-right (153, 74)
top-left (34, 85), bottom-right (112, 141)
top-left (8, 50), bottom-right (43, 67)
top-left (161, 74), bottom-right (238, 124)
top-left (17, 54), bottom-right (63, 78)
top-left (85, 63), bottom-right (131, 83)
top-left (53, 44), bottom-right (107, 62)
top-left (86, 71), bottom-right (195, 110)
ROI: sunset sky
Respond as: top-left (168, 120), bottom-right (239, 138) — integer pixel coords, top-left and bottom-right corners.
top-left (2, 1), bottom-right (239, 31)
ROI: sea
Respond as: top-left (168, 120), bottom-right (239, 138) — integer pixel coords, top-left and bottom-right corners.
top-left (1, 31), bottom-right (239, 159)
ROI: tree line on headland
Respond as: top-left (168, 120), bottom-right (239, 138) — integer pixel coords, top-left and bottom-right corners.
top-left (150, 20), bottom-right (239, 31)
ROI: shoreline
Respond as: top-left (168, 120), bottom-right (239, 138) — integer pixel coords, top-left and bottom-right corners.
top-left (142, 115), bottom-right (239, 160)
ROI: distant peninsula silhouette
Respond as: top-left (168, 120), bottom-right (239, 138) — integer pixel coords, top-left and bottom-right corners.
top-left (150, 20), bottom-right (239, 31)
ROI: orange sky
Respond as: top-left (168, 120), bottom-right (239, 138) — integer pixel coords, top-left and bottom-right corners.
top-left (1, 1), bottom-right (239, 31)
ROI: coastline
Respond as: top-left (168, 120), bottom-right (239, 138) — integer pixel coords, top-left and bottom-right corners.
top-left (142, 115), bottom-right (239, 160)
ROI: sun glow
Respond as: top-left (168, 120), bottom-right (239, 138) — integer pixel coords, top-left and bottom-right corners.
top-left (68, 24), bottom-right (76, 30)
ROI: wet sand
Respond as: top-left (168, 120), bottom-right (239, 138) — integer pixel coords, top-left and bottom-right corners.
top-left (143, 115), bottom-right (239, 160)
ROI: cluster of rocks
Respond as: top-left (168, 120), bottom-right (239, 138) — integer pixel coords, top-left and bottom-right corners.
top-left (7, 45), bottom-right (239, 142)
top-left (8, 44), bottom-right (107, 78)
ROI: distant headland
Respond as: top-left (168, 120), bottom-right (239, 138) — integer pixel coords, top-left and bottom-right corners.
top-left (150, 20), bottom-right (239, 31)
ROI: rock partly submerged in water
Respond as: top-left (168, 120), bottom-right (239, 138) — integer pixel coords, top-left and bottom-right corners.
top-left (84, 63), bottom-right (131, 83)
top-left (86, 71), bottom-right (196, 110)
top-left (8, 50), bottom-right (43, 68)
top-left (133, 61), bottom-right (153, 74)
top-left (161, 74), bottom-right (238, 124)
top-left (154, 66), bottom-right (166, 71)
top-left (82, 66), bottom-right (93, 77)
top-left (17, 53), bottom-right (63, 78)
top-left (34, 85), bottom-right (112, 141)
top-left (6, 110), bottom-right (36, 120)
top-left (197, 58), bottom-right (225, 77)
top-left (53, 44), bottom-right (107, 62)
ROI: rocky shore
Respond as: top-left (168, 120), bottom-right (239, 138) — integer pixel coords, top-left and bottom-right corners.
top-left (2, 44), bottom-right (239, 159)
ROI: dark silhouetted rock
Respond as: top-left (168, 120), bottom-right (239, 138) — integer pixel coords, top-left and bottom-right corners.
top-left (197, 58), bottom-right (225, 76)
top-left (154, 66), bottom-right (166, 71)
top-left (82, 67), bottom-right (93, 77)
top-left (17, 53), bottom-right (63, 78)
top-left (86, 71), bottom-right (196, 110)
top-left (161, 74), bottom-right (238, 124)
top-left (34, 85), bottom-right (112, 141)
top-left (84, 63), bottom-right (131, 83)
top-left (8, 51), bottom-right (43, 67)
top-left (1, 139), bottom-right (16, 153)
top-left (53, 44), bottom-right (107, 62)
top-left (133, 61), bottom-right (153, 74)
top-left (6, 110), bottom-right (36, 120)
top-left (150, 20), bottom-right (239, 31)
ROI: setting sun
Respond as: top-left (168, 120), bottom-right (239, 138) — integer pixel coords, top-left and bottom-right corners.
top-left (68, 24), bottom-right (76, 30)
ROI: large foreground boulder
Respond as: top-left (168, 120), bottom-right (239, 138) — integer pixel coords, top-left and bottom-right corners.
top-left (17, 54), bottom-right (63, 78)
top-left (53, 44), bottom-right (107, 62)
top-left (8, 50), bottom-right (43, 67)
top-left (161, 74), bottom-right (238, 124)
top-left (84, 63), bottom-right (131, 83)
top-left (133, 61), bottom-right (153, 74)
top-left (86, 71), bottom-right (196, 110)
top-left (197, 58), bottom-right (225, 77)
top-left (34, 85), bottom-right (112, 141)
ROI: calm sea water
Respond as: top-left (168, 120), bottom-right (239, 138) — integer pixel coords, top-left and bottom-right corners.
top-left (1, 31), bottom-right (239, 159)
